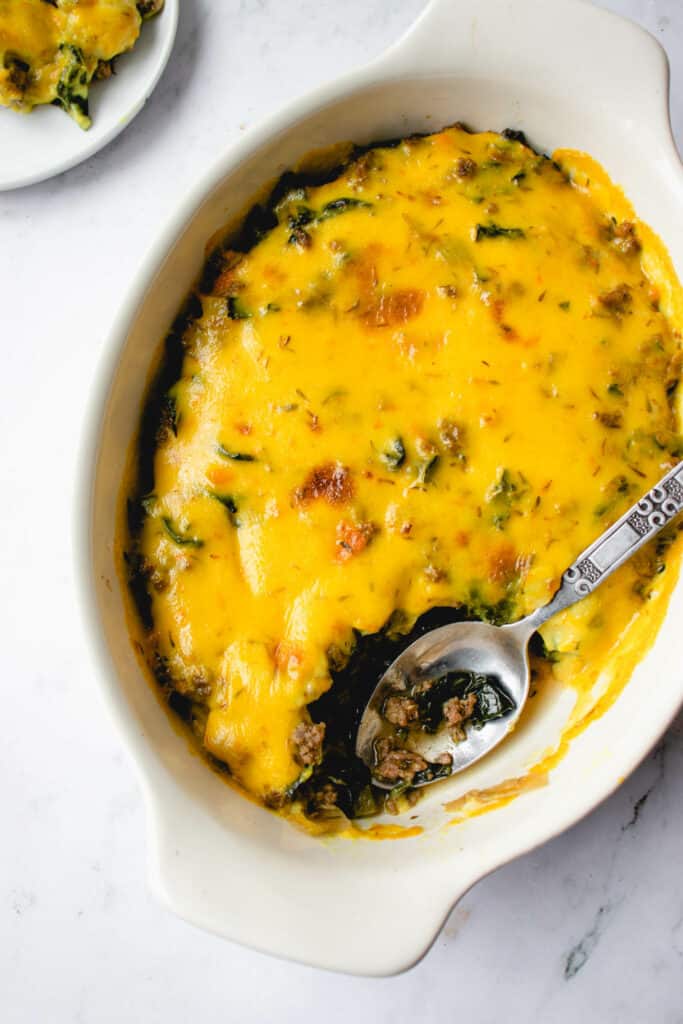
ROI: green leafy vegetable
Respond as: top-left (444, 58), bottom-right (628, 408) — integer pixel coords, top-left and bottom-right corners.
top-left (594, 474), bottom-right (632, 518)
top-left (286, 206), bottom-right (314, 246)
top-left (502, 128), bottom-right (528, 145)
top-left (158, 393), bottom-right (179, 439)
top-left (285, 765), bottom-right (313, 801)
top-left (388, 780), bottom-right (411, 802)
top-left (486, 467), bottom-right (529, 528)
top-left (322, 389), bottom-right (348, 405)
top-left (467, 586), bottom-right (517, 626)
top-left (410, 670), bottom-right (516, 733)
top-left (466, 676), bottom-right (516, 726)
top-left (318, 197), bottom-right (372, 220)
top-left (137, 0), bottom-right (165, 18)
top-left (380, 436), bottom-right (406, 470)
top-left (210, 493), bottom-right (240, 526)
top-left (411, 761), bottom-right (453, 786)
top-left (284, 198), bottom-right (372, 244)
top-left (54, 44), bottom-right (90, 129)
top-left (417, 454), bottom-right (439, 484)
top-left (216, 444), bottom-right (256, 462)
top-left (410, 447), bottom-right (439, 488)
top-left (352, 785), bottom-right (378, 818)
top-left (5, 55), bottom-right (29, 91)
top-left (162, 517), bottom-right (203, 548)
top-left (287, 206), bottom-right (314, 230)
top-left (433, 234), bottom-right (471, 266)
top-left (167, 690), bottom-right (194, 724)
top-left (226, 296), bottom-right (252, 320)
top-left (529, 632), bottom-right (564, 663)
top-left (140, 494), bottom-right (158, 517)
top-left (475, 223), bottom-right (526, 241)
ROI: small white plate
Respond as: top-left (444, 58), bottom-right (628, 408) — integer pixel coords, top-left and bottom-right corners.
top-left (0, 0), bottom-right (178, 192)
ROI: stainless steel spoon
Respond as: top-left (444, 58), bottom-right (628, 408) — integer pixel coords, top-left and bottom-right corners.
top-left (356, 461), bottom-right (683, 789)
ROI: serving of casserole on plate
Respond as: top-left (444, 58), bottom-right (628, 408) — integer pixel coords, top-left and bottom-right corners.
top-left (0, 0), bottom-right (177, 190)
top-left (80, 0), bottom-right (683, 975)
top-left (0, 0), bottom-right (164, 129)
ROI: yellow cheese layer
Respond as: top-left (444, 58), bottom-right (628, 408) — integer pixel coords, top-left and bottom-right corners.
top-left (0, 0), bottom-right (159, 128)
top-left (127, 126), bottom-right (682, 817)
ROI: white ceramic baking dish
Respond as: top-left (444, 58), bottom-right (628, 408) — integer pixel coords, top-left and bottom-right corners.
top-left (78, 0), bottom-right (683, 976)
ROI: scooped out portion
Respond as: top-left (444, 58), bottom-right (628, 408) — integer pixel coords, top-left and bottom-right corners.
top-left (367, 667), bottom-right (516, 791)
top-left (124, 123), bottom-right (683, 831)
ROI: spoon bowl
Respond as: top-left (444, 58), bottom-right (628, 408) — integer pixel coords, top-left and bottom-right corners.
top-left (356, 619), bottom-right (533, 787)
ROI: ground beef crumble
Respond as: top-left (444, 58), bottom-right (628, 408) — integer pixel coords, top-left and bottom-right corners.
top-left (610, 221), bottom-right (641, 256)
top-left (598, 283), bottom-right (632, 315)
top-left (443, 693), bottom-right (477, 742)
top-left (593, 410), bottom-right (623, 429)
top-left (306, 782), bottom-right (339, 815)
top-left (383, 694), bottom-right (420, 727)
top-left (374, 737), bottom-right (428, 783)
top-left (335, 519), bottom-right (377, 560)
top-left (291, 721), bottom-right (325, 766)
top-left (438, 418), bottom-right (467, 458)
top-left (454, 157), bottom-right (478, 178)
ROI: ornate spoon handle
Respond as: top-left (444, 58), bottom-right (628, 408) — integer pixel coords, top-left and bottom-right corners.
top-left (521, 461), bottom-right (683, 631)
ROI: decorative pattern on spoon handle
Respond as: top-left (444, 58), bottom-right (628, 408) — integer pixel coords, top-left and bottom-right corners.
top-left (563, 462), bottom-right (683, 598)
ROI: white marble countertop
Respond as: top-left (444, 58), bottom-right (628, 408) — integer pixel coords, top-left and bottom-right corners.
top-left (2, 1), bottom-right (682, 1019)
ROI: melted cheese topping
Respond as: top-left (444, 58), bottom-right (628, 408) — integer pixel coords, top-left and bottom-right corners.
top-left (0, 0), bottom-right (159, 128)
top-left (127, 126), bottom-right (682, 819)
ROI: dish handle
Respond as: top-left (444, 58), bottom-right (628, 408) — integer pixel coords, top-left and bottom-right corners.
top-left (378, 0), bottom-right (676, 158)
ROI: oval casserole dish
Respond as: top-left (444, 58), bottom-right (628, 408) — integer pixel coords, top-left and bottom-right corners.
top-left (78, 0), bottom-right (683, 975)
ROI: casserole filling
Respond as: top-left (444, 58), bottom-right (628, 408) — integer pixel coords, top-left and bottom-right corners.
top-left (0, 0), bottom-right (164, 128)
top-left (124, 125), bottom-right (682, 828)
